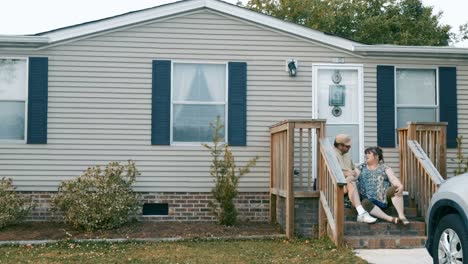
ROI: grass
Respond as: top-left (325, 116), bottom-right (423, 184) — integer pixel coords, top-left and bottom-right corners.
top-left (0, 238), bottom-right (367, 264)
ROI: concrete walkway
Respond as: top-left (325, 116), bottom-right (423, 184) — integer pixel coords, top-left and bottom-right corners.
top-left (354, 248), bottom-right (433, 264)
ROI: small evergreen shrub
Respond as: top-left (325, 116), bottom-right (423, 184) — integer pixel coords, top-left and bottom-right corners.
top-left (204, 116), bottom-right (258, 226)
top-left (0, 177), bottom-right (34, 229)
top-left (452, 135), bottom-right (468, 175)
top-left (53, 161), bottom-right (140, 230)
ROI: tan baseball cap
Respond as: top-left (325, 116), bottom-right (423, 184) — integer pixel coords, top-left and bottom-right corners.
top-left (335, 134), bottom-right (352, 146)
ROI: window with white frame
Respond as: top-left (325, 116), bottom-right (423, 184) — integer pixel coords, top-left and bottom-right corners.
top-left (172, 62), bottom-right (227, 143)
top-left (0, 58), bottom-right (27, 141)
top-left (395, 68), bottom-right (438, 129)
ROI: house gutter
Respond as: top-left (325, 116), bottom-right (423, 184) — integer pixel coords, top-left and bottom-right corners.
top-left (353, 45), bottom-right (468, 59)
top-left (0, 35), bottom-right (50, 48)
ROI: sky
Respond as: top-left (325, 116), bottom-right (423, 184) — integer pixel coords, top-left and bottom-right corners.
top-left (0, 0), bottom-right (466, 47)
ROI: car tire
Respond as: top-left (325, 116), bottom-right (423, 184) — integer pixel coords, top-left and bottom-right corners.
top-left (432, 214), bottom-right (467, 264)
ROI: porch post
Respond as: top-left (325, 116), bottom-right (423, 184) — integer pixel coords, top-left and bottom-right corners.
top-left (317, 121), bottom-right (326, 238)
top-left (269, 132), bottom-right (277, 224)
top-left (285, 122), bottom-right (295, 238)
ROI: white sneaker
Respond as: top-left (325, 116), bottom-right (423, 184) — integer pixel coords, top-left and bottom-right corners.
top-left (357, 212), bottom-right (377, 223)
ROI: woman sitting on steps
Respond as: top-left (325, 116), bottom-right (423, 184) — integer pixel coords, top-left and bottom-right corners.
top-left (354, 146), bottom-right (410, 225)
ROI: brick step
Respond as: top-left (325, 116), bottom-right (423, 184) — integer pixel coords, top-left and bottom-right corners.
top-left (345, 235), bottom-right (427, 249)
top-left (344, 220), bottom-right (425, 236)
top-left (344, 207), bottom-right (418, 221)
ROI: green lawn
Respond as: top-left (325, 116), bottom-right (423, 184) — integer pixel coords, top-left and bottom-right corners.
top-left (0, 238), bottom-right (366, 264)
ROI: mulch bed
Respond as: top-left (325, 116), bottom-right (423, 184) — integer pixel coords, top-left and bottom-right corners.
top-left (0, 221), bottom-right (282, 241)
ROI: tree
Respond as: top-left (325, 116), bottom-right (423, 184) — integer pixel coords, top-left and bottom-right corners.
top-left (245, 0), bottom-right (452, 46)
top-left (450, 22), bottom-right (468, 45)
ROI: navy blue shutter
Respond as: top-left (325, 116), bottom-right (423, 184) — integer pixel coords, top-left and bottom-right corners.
top-left (377, 65), bottom-right (395, 148)
top-left (152, 60), bottom-right (171, 145)
top-left (27, 57), bottom-right (48, 144)
top-left (228, 62), bottom-right (247, 146)
top-left (439, 67), bottom-right (458, 148)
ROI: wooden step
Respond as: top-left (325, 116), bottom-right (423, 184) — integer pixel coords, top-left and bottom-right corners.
top-left (345, 235), bottom-right (427, 249)
top-left (344, 220), bottom-right (425, 236)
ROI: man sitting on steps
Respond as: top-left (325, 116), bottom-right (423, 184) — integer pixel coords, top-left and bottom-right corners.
top-left (334, 134), bottom-right (377, 224)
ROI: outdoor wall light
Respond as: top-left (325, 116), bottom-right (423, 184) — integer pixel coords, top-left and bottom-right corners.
top-left (287, 59), bottom-right (298, 77)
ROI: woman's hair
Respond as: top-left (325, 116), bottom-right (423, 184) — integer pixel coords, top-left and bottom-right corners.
top-left (365, 146), bottom-right (384, 163)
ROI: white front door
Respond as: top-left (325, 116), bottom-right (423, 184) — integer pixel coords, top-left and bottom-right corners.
top-left (312, 64), bottom-right (364, 164)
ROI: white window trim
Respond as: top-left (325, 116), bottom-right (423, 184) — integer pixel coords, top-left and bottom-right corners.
top-left (170, 61), bottom-right (229, 146)
top-left (394, 67), bottom-right (439, 131)
top-left (0, 57), bottom-right (28, 144)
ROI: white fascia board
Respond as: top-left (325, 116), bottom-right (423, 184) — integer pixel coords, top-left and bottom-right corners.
top-left (42, 0), bottom-right (205, 43)
top-left (0, 35), bottom-right (50, 44)
top-left (353, 44), bottom-right (468, 58)
top-left (205, 0), bottom-right (358, 51)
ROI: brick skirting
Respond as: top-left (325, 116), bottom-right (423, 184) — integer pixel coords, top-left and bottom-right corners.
top-left (276, 196), bottom-right (319, 238)
top-left (20, 192), bottom-right (270, 222)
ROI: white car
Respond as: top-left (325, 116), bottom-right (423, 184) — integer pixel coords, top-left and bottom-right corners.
top-left (426, 173), bottom-right (468, 264)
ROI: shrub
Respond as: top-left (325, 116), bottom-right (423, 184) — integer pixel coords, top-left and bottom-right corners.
top-left (53, 161), bottom-right (140, 230)
top-left (453, 135), bottom-right (468, 175)
top-left (204, 116), bottom-right (258, 226)
top-left (0, 177), bottom-right (34, 229)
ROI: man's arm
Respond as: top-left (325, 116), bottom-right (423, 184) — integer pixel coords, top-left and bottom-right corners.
top-left (343, 168), bottom-right (359, 182)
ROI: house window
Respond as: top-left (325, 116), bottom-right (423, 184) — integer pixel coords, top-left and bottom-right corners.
top-left (0, 58), bottom-right (28, 141)
top-left (172, 62), bottom-right (227, 143)
top-left (395, 68), bottom-right (438, 129)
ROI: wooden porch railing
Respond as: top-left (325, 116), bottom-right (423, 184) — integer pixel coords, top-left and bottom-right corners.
top-left (270, 120), bottom-right (447, 244)
top-left (398, 122), bottom-right (446, 216)
top-left (317, 138), bottom-right (347, 246)
top-left (270, 120), bottom-right (325, 238)
top-left (270, 119), bottom-right (346, 246)
top-left (405, 140), bottom-right (445, 218)
top-left (398, 122), bottom-right (447, 181)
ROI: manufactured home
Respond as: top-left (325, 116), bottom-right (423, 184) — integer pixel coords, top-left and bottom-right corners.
top-left (0, 0), bottom-right (467, 242)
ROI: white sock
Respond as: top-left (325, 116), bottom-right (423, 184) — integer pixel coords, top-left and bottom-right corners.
top-left (356, 205), bottom-right (366, 215)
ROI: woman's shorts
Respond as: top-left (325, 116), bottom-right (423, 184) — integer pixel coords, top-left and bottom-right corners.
top-left (361, 186), bottom-right (398, 212)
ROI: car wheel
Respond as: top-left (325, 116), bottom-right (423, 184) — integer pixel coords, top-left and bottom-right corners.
top-left (432, 214), bottom-right (467, 264)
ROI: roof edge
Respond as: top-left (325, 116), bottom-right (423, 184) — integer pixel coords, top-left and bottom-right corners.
top-left (204, 0), bottom-right (359, 51)
top-left (353, 45), bottom-right (468, 58)
top-left (0, 35), bottom-right (50, 48)
top-left (39, 0), bottom-right (205, 44)
top-left (0, 35), bottom-right (49, 43)
top-left (0, 0), bottom-right (467, 58)
top-left (35, 0), bottom-right (359, 51)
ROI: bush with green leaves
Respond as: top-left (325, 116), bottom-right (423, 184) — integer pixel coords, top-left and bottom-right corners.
top-left (53, 161), bottom-right (140, 230)
top-left (204, 117), bottom-right (258, 226)
top-left (452, 136), bottom-right (468, 175)
top-left (0, 177), bottom-right (34, 229)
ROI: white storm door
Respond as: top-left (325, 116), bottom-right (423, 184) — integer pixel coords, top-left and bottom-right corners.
top-left (312, 64), bottom-right (364, 164)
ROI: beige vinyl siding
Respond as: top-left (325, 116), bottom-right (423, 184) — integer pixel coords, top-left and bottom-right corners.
top-left (0, 10), bottom-right (467, 192)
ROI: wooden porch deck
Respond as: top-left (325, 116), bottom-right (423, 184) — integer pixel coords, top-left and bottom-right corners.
top-left (269, 120), bottom-right (446, 247)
